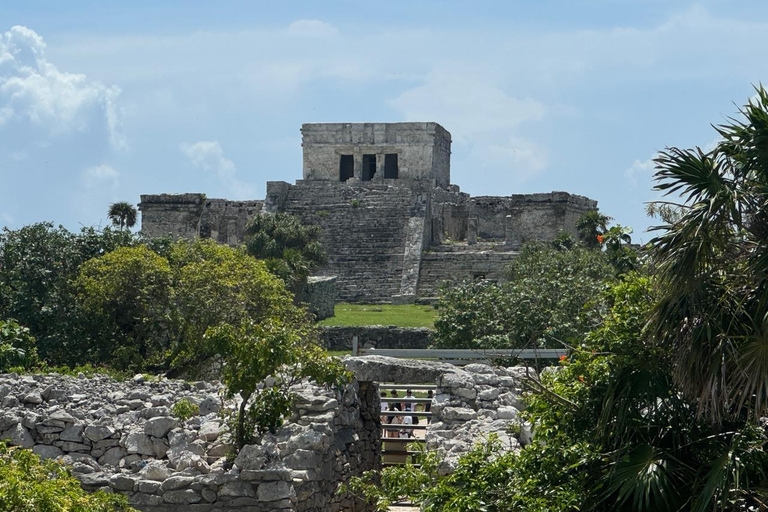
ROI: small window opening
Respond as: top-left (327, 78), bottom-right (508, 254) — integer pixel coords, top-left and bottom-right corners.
top-left (339, 155), bottom-right (354, 182)
top-left (362, 154), bottom-right (377, 181)
top-left (384, 154), bottom-right (399, 179)
top-left (472, 273), bottom-right (486, 282)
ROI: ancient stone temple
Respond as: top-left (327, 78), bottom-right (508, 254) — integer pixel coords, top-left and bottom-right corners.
top-left (140, 122), bottom-right (597, 303)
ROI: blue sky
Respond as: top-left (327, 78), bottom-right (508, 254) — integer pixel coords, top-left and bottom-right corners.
top-left (2, 1), bottom-right (767, 242)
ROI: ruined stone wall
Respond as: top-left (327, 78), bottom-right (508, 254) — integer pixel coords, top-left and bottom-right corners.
top-left (0, 373), bottom-right (377, 512)
top-left (344, 356), bottom-right (532, 474)
top-left (266, 180), bottom-right (418, 303)
top-left (320, 326), bottom-right (433, 351)
top-left (416, 244), bottom-right (519, 299)
top-left (469, 192), bottom-right (597, 247)
top-left (301, 123), bottom-right (451, 187)
top-left (298, 276), bottom-right (337, 321)
top-left (139, 194), bottom-right (263, 244)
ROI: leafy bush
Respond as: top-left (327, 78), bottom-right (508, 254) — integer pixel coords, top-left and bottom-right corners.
top-left (0, 442), bottom-right (136, 512)
top-left (0, 319), bottom-right (37, 371)
top-left (171, 398), bottom-right (199, 421)
top-left (433, 243), bottom-right (614, 349)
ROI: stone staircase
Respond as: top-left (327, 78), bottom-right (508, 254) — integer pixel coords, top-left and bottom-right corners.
top-left (278, 181), bottom-right (417, 302)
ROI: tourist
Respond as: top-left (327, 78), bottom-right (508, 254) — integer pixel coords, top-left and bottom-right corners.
top-left (425, 390), bottom-right (433, 424)
top-left (405, 389), bottom-right (418, 425)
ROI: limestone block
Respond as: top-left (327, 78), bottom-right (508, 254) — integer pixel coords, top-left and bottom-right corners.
top-left (161, 475), bottom-right (195, 491)
top-left (122, 433), bottom-right (155, 456)
top-left (219, 481), bottom-right (256, 498)
top-left (59, 423), bottom-right (85, 442)
top-left (163, 489), bottom-right (201, 504)
top-left (233, 444), bottom-right (266, 470)
top-left (257, 480), bottom-right (296, 502)
top-left (109, 473), bottom-right (137, 491)
top-left (139, 460), bottom-right (173, 481)
top-left (98, 446), bottom-right (125, 467)
top-left (2, 424), bottom-right (34, 448)
top-left (198, 421), bottom-right (221, 442)
top-left (144, 416), bottom-right (178, 438)
top-left (85, 425), bottom-right (115, 442)
top-left (32, 444), bottom-right (63, 459)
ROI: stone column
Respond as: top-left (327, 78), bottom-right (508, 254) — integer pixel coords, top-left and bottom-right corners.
top-left (505, 215), bottom-right (521, 249)
top-left (467, 217), bottom-right (478, 245)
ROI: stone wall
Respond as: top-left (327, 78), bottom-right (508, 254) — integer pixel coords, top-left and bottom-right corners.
top-left (0, 372), bottom-right (377, 512)
top-left (470, 192), bottom-right (597, 247)
top-left (321, 326), bottom-right (433, 351)
top-left (298, 276), bottom-right (337, 321)
top-left (417, 243), bottom-right (519, 299)
top-left (301, 123), bottom-right (452, 187)
top-left (139, 194), bottom-right (263, 244)
top-left (266, 180), bottom-right (419, 303)
top-left (344, 356), bottom-right (532, 474)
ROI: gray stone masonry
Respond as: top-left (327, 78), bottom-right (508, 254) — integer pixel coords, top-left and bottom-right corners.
top-left (0, 373), bottom-right (377, 512)
top-left (301, 122), bottom-right (452, 187)
top-left (343, 356), bottom-right (533, 474)
top-left (139, 122), bottom-right (599, 304)
top-left (298, 276), bottom-right (337, 321)
top-left (320, 326), bottom-right (432, 351)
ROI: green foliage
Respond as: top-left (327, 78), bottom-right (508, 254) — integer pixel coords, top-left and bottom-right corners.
top-left (76, 246), bottom-right (172, 370)
top-left (243, 212), bottom-right (326, 294)
top-left (171, 398), bottom-right (200, 421)
top-left (0, 319), bottom-right (37, 371)
top-left (576, 210), bottom-right (612, 248)
top-left (433, 243), bottom-right (614, 349)
top-left (650, 84), bottom-right (768, 424)
top-left (0, 222), bottom-right (136, 365)
top-left (107, 202), bottom-right (138, 231)
top-left (205, 318), bottom-right (351, 451)
top-left (317, 303), bottom-right (436, 328)
top-left (0, 442), bottom-right (136, 512)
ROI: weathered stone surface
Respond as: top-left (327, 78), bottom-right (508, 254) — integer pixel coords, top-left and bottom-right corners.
top-left (233, 444), bottom-right (266, 470)
top-left (344, 355), bottom-right (457, 383)
top-left (163, 489), bottom-right (201, 504)
top-left (32, 444), bottom-right (63, 459)
top-left (2, 424), bottom-right (33, 448)
top-left (219, 481), bottom-right (256, 498)
top-left (257, 480), bottom-right (295, 502)
top-left (144, 416), bottom-right (178, 438)
top-left (122, 433), bottom-right (155, 456)
top-left (84, 425), bottom-right (115, 442)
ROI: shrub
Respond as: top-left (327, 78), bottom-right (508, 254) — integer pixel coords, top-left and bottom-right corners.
top-left (0, 319), bottom-right (37, 371)
top-left (171, 398), bottom-right (199, 421)
top-left (0, 442), bottom-right (136, 512)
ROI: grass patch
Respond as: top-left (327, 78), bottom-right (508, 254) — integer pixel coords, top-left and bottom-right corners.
top-left (318, 303), bottom-right (436, 328)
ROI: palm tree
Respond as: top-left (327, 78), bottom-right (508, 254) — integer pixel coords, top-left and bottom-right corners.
top-left (649, 85), bottom-right (768, 424)
top-left (107, 202), bottom-right (138, 231)
top-left (576, 210), bottom-right (612, 248)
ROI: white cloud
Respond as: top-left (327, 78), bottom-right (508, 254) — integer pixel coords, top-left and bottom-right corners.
top-left (0, 25), bottom-right (126, 149)
top-left (287, 20), bottom-right (338, 37)
top-left (486, 137), bottom-right (548, 181)
top-left (624, 156), bottom-right (656, 187)
top-left (180, 141), bottom-right (256, 199)
top-left (390, 69), bottom-right (546, 139)
top-left (82, 164), bottom-right (120, 191)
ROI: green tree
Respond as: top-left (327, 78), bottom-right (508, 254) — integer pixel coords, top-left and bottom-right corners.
top-left (576, 210), bottom-right (612, 249)
top-left (433, 243), bottom-right (614, 349)
top-left (0, 443), bottom-right (136, 512)
top-left (243, 212), bottom-right (326, 294)
top-left (649, 85), bottom-right (768, 423)
top-left (107, 202), bottom-right (138, 231)
top-left (205, 318), bottom-right (349, 451)
top-left (76, 246), bottom-right (172, 370)
top-left (0, 223), bottom-right (135, 365)
top-left (0, 319), bottom-right (37, 371)
top-left (166, 239), bottom-right (313, 375)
